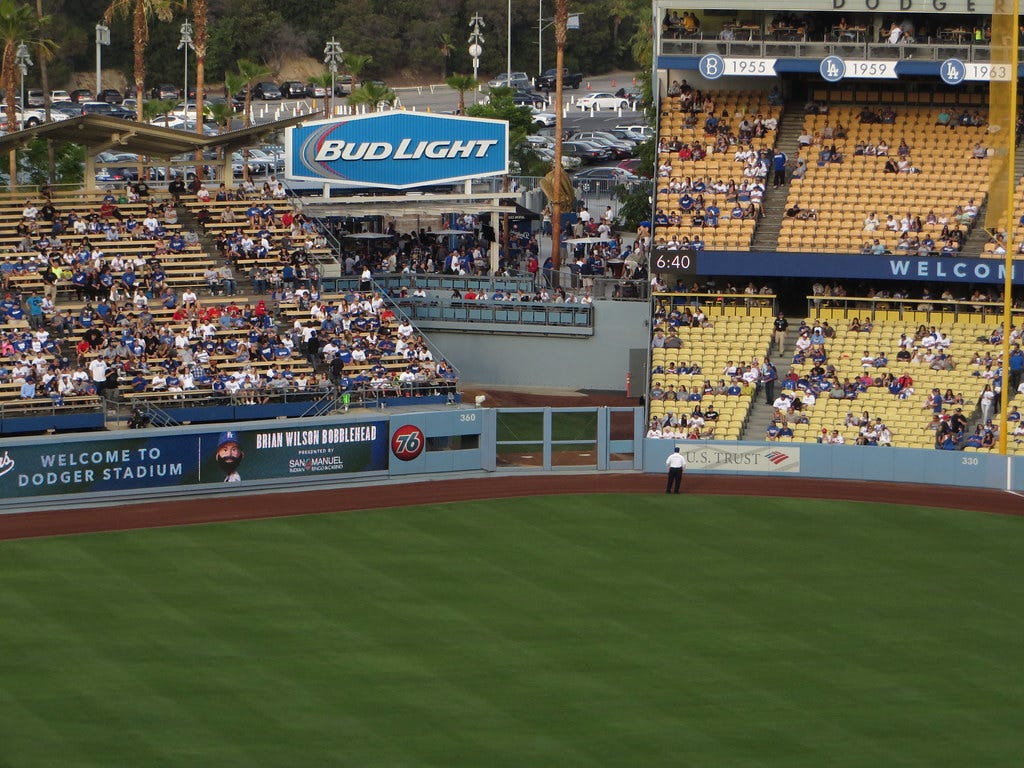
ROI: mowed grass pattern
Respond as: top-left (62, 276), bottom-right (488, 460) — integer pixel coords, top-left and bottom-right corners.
top-left (0, 495), bottom-right (1021, 767)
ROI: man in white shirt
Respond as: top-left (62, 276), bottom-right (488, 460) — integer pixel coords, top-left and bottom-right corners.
top-left (665, 447), bottom-right (687, 494)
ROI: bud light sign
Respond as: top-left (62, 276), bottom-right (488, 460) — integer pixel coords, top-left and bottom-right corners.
top-left (285, 112), bottom-right (508, 188)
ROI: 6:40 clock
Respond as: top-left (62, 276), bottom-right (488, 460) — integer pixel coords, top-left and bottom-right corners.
top-left (651, 247), bottom-right (697, 278)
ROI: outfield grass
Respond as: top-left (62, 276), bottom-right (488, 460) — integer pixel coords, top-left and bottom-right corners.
top-left (0, 495), bottom-right (1021, 767)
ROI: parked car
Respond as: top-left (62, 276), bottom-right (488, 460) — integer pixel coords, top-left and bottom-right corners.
top-left (150, 84), bottom-right (180, 100)
top-left (615, 123), bottom-right (652, 138)
top-left (617, 158), bottom-right (652, 177)
top-left (576, 92), bottom-right (629, 111)
top-left (606, 127), bottom-right (647, 146)
top-left (333, 75), bottom-right (354, 96)
top-left (529, 106), bottom-right (556, 128)
top-left (249, 147), bottom-right (284, 174)
top-left (571, 131), bottom-right (635, 158)
top-left (487, 71), bottom-right (532, 90)
top-left (231, 151), bottom-right (267, 177)
top-left (26, 89), bottom-right (43, 107)
top-left (69, 89), bottom-right (93, 103)
top-left (279, 81), bottom-right (310, 99)
top-left (98, 88), bottom-right (123, 104)
top-left (510, 90), bottom-right (546, 108)
top-left (50, 103), bottom-right (83, 119)
top-left (562, 140), bottom-right (611, 164)
top-left (534, 146), bottom-right (582, 170)
top-left (50, 90), bottom-right (71, 103)
top-left (573, 166), bottom-right (640, 183)
top-left (21, 107), bottom-right (69, 127)
top-left (253, 82), bottom-right (282, 100)
top-left (535, 68), bottom-right (584, 90)
top-left (308, 82), bottom-right (327, 98)
top-left (78, 101), bottom-right (117, 116)
top-left (206, 95), bottom-right (244, 113)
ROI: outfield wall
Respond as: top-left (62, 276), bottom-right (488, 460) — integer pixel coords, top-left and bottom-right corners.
top-left (642, 439), bottom-right (1024, 493)
top-left (0, 409), bottom-right (1021, 513)
top-left (430, 300), bottom-right (648, 390)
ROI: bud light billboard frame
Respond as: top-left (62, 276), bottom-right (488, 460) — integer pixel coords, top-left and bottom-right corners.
top-left (285, 112), bottom-right (509, 188)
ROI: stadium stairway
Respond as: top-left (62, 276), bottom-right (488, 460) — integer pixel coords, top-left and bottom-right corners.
top-left (750, 106), bottom-right (805, 252)
top-left (739, 329), bottom-right (790, 441)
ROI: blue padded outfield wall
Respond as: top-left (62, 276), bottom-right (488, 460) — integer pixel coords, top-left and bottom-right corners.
top-left (0, 409), bottom-right (1021, 512)
top-left (643, 439), bottom-right (1024, 493)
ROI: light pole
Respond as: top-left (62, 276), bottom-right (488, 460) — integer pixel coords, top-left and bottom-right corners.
top-left (468, 12), bottom-right (485, 100)
top-left (324, 38), bottom-right (344, 116)
top-left (178, 21), bottom-right (194, 107)
top-left (95, 24), bottom-right (110, 96)
top-left (538, 10), bottom-right (579, 77)
top-left (507, 0), bottom-right (512, 82)
top-left (15, 43), bottom-right (31, 113)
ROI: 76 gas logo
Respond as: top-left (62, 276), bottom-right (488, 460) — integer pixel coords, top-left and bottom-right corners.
top-left (391, 424), bottom-right (426, 461)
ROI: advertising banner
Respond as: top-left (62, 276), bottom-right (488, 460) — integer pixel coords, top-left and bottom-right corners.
top-left (0, 420), bottom-right (389, 498)
top-left (197, 422), bottom-right (389, 484)
top-left (691, 251), bottom-right (1024, 285)
top-left (679, 442), bottom-right (801, 473)
top-left (285, 112), bottom-right (508, 188)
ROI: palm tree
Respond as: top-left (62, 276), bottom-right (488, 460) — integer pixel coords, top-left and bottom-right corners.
top-left (235, 57), bottom-right (271, 129)
top-left (550, 0), bottom-right (569, 275)
top-left (143, 97), bottom-right (176, 181)
top-left (191, 0), bottom-right (207, 135)
top-left (33, 0), bottom-right (54, 182)
top-left (103, 0), bottom-right (178, 123)
top-left (234, 59), bottom-right (270, 183)
top-left (437, 33), bottom-right (453, 79)
top-left (191, 0), bottom-right (208, 179)
top-left (308, 72), bottom-right (333, 117)
top-left (343, 52), bottom-right (372, 91)
top-left (205, 100), bottom-right (233, 132)
top-left (348, 81), bottom-right (396, 112)
top-left (445, 74), bottom-right (477, 115)
top-left (0, 0), bottom-right (54, 188)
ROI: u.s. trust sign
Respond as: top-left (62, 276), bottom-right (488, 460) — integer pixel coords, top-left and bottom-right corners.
top-left (285, 112), bottom-right (509, 188)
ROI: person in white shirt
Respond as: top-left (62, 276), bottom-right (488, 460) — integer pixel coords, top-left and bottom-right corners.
top-left (665, 447), bottom-right (687, 494)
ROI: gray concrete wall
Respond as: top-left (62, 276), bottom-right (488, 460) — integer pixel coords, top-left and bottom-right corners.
top-left (431, 300), bottom-right (649, 390)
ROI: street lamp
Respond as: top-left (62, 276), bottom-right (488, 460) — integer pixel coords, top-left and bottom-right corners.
top-left (468, 12), bottom-right (485, 97)
top-left (178, 21), bottom-right (194, 108)
top-left (95, 24), bottom-right (110, 96)
top-left (537, 9), bottom-right (579, 76)
top-left (324, 38), bottom-right (344, 116)
top-left (15, 43), bottom-right (31, 113)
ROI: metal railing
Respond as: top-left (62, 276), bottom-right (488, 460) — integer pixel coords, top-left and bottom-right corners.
top-left (803, 296), bottom-right (1024, 323)
top-left (660, 38), bottom-right (1006, 63)
top-left (393, 296), bottom-right (594, 329)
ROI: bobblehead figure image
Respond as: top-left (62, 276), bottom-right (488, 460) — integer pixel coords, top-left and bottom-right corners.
top-left (215, 431), bottom-right (245, 483)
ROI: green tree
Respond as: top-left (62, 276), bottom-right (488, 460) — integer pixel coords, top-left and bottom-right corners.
top-left (348, 81), bottom-right (395, 111)
top-left (235, 57), bottom-right (271, 128)
top-left (437, 32), bottom-right (453, 79)
top-left (308, 72), bottom-right (333, 117)
top-left (466, 87), bottom-right (535, 152)
top-left (205, 100), bottom-right (234, 131)
top-left (444, 73), bottom-right (477, 115)
top-left (0, 0), bottom-right (53, 188)
top-left (23, 137), bottom-right (82, 186)
top-left (103, 0), bottom-right (179, 122)
top-left (143, 97), bottom-right (177, 180)
top-left (343, 52), bottom-right (372, 89)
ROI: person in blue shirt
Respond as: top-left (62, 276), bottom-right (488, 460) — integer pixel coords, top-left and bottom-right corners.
top-left (168, 233), bottom-right (185, 253)
top-left (705, 202), bottom-right (720, 227)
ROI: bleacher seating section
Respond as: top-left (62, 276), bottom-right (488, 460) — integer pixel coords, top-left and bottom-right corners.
top-left (648, 299), bottom-right (774, 440)
top-left (779, 105), bottom-right (991, 254)
top-left (0, 187), bottom-right (455, 428)
top-left (655, 90), bottom-right (782, 251)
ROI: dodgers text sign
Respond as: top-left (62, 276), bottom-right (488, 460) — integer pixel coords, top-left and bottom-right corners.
top-left (286, 112), bottom-right (508, 188)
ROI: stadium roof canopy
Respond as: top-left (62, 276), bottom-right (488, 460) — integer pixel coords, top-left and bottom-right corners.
top-left (0, 113), bottom-right (311, 189)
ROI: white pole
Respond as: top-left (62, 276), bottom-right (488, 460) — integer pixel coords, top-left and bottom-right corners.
top-left (507, 0), bottom-right (512, 82)
top-left (538, 0), bottom-right (543, 75)
top-left (95, 36), bottom-right (101, 95)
